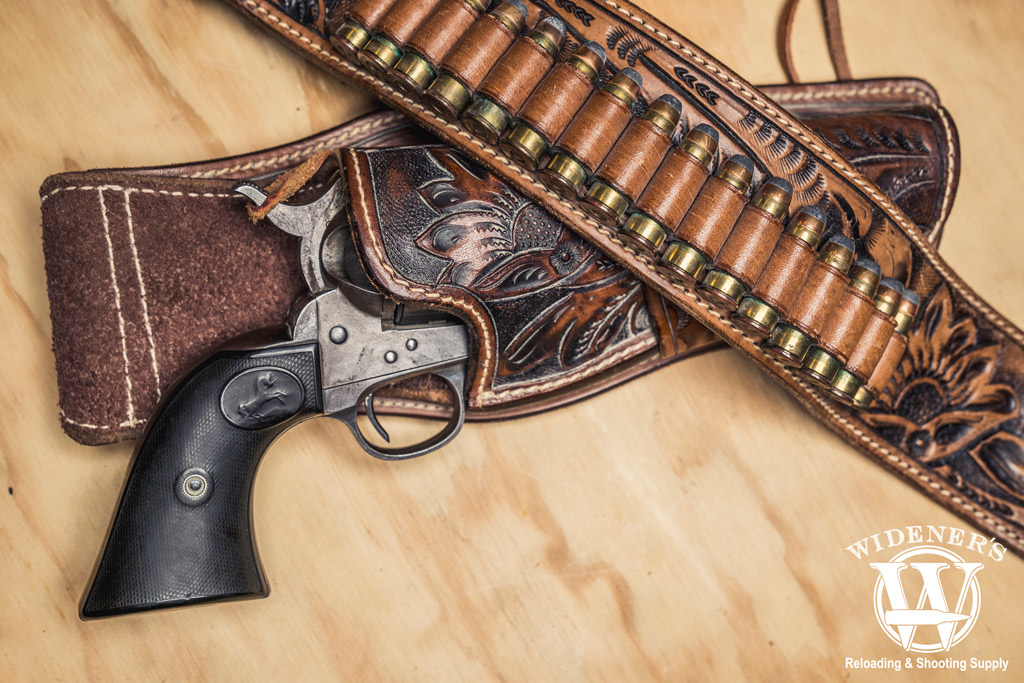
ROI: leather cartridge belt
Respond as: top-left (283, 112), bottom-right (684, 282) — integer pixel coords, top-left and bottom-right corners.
top-left (41, 81), bottom-right (953, 444)
top-left (326, 0), bottom-right (920, 408)
top-left (219, 0), bottom-right (1024, 556)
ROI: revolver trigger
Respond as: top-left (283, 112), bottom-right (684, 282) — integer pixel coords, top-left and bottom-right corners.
top-left (363, 393), bottom-right (390, 443)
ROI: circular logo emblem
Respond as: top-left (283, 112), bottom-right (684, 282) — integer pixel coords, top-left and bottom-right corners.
top-left (871, 545), bottom-right (983, 653)
top-left (221, 367), bottom-right (304, 429)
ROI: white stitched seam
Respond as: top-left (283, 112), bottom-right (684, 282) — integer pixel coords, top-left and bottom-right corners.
top-left (41, 185), bottom-right (235, 203)
top-left (49, 180), bottom-right (323, 430)
top-left (933, 105), bottom-right (957, 244)
top-left (772, 85), bottom-right (954, 247)
top-left (771, 85), bottom-right (936, 107)
top-left (481, 336), bottom-right (655, 401)
top-left (41, 183), bottom-right (326, 202)
top-left (349, 146), bottom-right (657, 401)
top-left (186, 111), bottom-right (406, 178)
top-left (123, 189), bottom-right (162, 399)
top-left (587, 0), bottom-right (1022, 540)
top-left (98, 188), bottom-right (137, 427)
top-left (57, 183), bottom-right (226, 430)
top-left (60, 410), bottom-right (138, 430)
top-left (239, 0), bottom-right (1024, 348)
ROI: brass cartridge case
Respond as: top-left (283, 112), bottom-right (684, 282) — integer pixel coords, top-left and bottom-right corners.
top-left (331, 0), bottom-right (401, 59)
top-left (829, 278), bottom-right (905, 404)
top-left (655, 155), bottom-right (754, 286)
top-left (699, 177), bottom-right (793, 311)
top-left (539, 68), bottom-right (643, 198)
top-left (421, 0), bottom-right (527, 121)
top-left (501, 41), bottom-right (606, 169)
top-left (461, 16), bottom-right (566, 144)
top-left (732, 206), bottom-right (827, 339)
top-left (582, 94), bottom-right (683, 226)
top-left (763, 235), bottom-right (855, 367)
top-left (388, 0), bottom-right (488, 94)
top-left (853, 290), bottom-right (920, 408)
top-left (801, 259), bottom-right (882, 387)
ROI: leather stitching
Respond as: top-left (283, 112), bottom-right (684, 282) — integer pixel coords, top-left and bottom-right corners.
top-left (485, 336), bottom-right (656, 400)
top-left (932, 105), bottom-right (957, 243)
top-left (374, 399), bottom-right (449, 412)
top-left (184, 112), bottom-right (407, 178)
top-left (771, 84), bottom-right (935, 107)
top-left (60, 410), bottom-right (132, 430)
top-left (348, 149), bottom-right (660, 402)
top-left (46, 177), bottom-right (319, 434)
top-left (242, 0), bottom-right (1018, 353)
top-left (48, 184), bottom-right (235, 432)
top-left (41, 182), bottom-right (326, 204)
top-left (97, 189), bottom-right (138, 428)
top-left (123, 190), bottom-right (162, 400)
top-left (770, 86), bottom-right (954, 247)
top-left (42, 185), bottom-right (236, 203)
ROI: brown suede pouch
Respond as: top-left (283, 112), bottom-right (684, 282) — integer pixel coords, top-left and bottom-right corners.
top-left (42, 112), bottom-right (424, 444)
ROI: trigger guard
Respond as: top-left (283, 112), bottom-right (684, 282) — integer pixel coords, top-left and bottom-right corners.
top-left (330, 365), bottom-right (466, 461)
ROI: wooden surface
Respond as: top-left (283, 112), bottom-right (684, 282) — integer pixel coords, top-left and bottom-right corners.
top-left (2, 1), bottom-right (1024, 680)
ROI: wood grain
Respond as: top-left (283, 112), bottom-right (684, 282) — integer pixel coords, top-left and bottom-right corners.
top-left (1, 0), bottom-right (1023, 679)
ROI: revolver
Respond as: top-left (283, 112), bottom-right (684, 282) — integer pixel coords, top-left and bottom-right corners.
top-left (80, 175), bottom-right (470, 618)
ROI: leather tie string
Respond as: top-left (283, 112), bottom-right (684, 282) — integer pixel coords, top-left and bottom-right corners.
top-left (778, 0), bottom-right (854, 82)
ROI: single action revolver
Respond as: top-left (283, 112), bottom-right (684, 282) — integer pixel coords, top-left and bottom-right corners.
top-left (80, 175), bottom-right (469, 618)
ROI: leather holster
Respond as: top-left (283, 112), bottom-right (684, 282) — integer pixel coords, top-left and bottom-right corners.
top-left (42, 80), bottom-right (955, 445)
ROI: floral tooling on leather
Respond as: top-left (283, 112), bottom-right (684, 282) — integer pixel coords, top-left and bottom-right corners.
top-left (359, 146), bottom-right (660, 392)
top-left (863, 285), bottom-right (1024, 528)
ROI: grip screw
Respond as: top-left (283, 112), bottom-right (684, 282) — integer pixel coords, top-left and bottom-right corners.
top-left (175, 468), bottom-right (213, 506)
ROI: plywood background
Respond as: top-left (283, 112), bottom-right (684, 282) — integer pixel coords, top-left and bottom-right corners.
top-left (1, 1), bottom-right (1023, 679)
